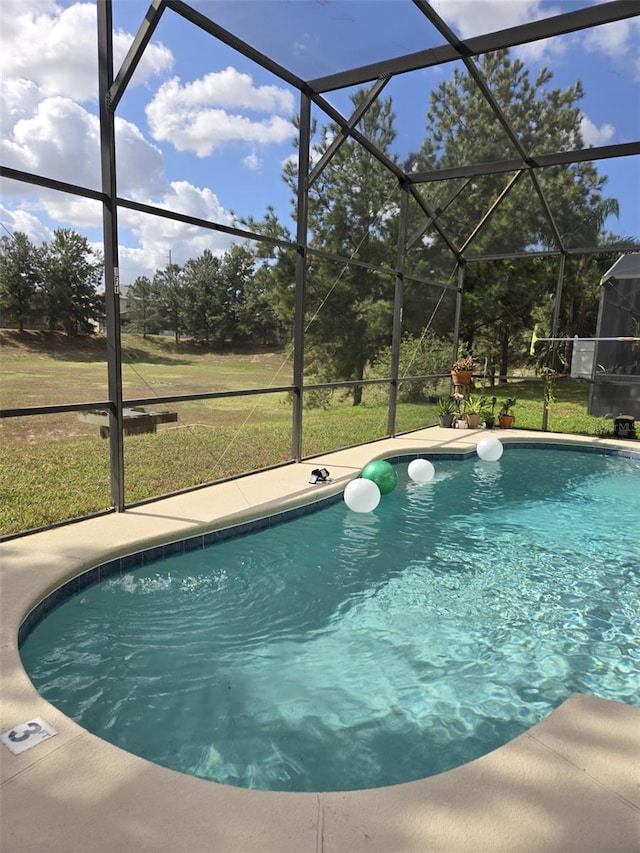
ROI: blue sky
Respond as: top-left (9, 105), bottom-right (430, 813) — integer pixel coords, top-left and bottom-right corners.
top-left (1, 0), bottom-right (639, 284)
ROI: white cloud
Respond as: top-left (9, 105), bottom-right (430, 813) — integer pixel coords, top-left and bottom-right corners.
top-left (0, 203), bottom-right (53, 245)
top-left (584, 17), bottom-right (640, 83)
top-left (0, 0), bottom-right (173, 102)
top-left (115, 119), bottom-right (169, 199)
top-left (243, 152), bottom-right (263, 171)
top-left (584, 17), bottom-right (636, 55)
top-left (118, 181), bottom-right (235, 281)
top-left (165, 66), bottom-right (294, 113)
top-left (430, 0), bottom-right (640, 70)
top-left (30, 192), bottom-right (104, 230)
top-left (0, 0), bottom-right (237, 284)
top-left (580, 116), bottom-right (615, 147)
top-left (146, 67), bottom-right (295, 156)
top-left (1, 78), bottom-right (44, 135)
top-left (150, 181), bottom-right (231, 225)
top-left (514, 31), bottom-right (569, 64)
top-left (1, 86), bottom-right (235, 279)
top-left (430, 0), bottom-right (553, 39)
top-left (1, 95), bottom-right (167, 199)
top-left (1, 96), bottom-right (101, 188)
top-left (116, 246), bottom-right (160, 284)
top-left (148, 105), bottom-right (294, 158)
top-left (293, 33), bottom-right (317, 58)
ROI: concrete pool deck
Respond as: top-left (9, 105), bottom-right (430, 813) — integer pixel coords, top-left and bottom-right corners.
top-left (1, 427), bottom-right (639, 852)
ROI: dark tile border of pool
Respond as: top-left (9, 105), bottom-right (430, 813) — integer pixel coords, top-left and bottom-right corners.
top-left (18, 440), bottom-right (640, 647)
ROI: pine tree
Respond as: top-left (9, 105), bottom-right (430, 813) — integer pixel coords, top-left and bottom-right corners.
top-left (407, 50), bottom-right (620, 373)
top-left (0, 231), bottom-right (40, 331)
top-left (39, 229), bottom-right (103, 336)
top-left (125, 275), bottom-right (160, 337)
top-left (153, 263), bottom-right (184, 343)
top-left (284, 90), bottom-right (399, 404)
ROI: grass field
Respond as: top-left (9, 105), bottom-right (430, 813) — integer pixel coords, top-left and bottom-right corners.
top-left (0, 329), bottom-right (619, 536)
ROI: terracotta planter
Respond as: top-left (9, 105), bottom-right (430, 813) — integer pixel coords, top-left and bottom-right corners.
top-left (499, 414), bottom-right (515, 429)
top-left (466, 414), bottom-right (481, 428)
top-left (451, 370), bottom-right (472, 386)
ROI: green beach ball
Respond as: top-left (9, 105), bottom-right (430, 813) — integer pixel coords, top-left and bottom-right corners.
top-left (361, 459), bottom-right (398, 495)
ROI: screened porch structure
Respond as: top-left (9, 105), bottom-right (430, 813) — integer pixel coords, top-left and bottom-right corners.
top-left (1, 0), bottom-right (639, 526)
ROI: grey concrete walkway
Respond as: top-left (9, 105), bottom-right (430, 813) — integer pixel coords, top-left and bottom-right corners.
top-left (1, 428), bottom-right (639, 852)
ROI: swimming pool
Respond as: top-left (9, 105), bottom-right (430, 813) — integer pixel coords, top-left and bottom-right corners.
top-left (20, 445), bottom-right (640, 792)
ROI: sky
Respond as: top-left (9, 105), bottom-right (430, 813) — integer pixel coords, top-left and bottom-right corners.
top-left (1, 0), bottom-right (639, 285)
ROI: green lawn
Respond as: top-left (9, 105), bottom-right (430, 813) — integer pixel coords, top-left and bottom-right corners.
top-left (0, 331), bottom-right (620, 536)
top-left (470, 376), bottom-right (613, 436)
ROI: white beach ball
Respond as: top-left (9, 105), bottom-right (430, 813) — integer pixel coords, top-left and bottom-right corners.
top-left (407, 458), bottom-right (435, 483)
top-left (476, 437), bottom-right (504, 462)
top-left (344, 478), bottom-right (381, 513)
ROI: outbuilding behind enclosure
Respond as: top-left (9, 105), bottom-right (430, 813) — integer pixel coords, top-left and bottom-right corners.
top-left (588, 252), bottom-right (640, 424)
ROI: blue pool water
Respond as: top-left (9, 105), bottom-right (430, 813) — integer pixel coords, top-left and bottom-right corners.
top-left (20, 447), bottom-right (640, 792)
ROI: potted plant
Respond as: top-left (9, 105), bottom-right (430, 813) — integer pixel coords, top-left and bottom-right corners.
top-left (436, 396), bottom-right (455, 428)
top-left (498, 397), bottom-right (516, 428)
top-left (464, 394), bottom-right (483, 428)
top-left (451, 354), bottom-right (475, 387)
top-left (481, 395), bottom-right (497, 429)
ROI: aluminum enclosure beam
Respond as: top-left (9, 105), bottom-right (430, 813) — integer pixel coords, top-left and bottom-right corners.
top-left (388, 184), bottom-right (410, 436)
top-left (0, 166), bottom-right (106, 202)
top-left (407, 178), bottom-right (472, 251)
top-left (451, 263), bottom-right (466, 367)
top-left (458, 172), bottom-right (524, 255)
top-left (2, 0), bottom-right (638, 537)
top-left (292, 92), bottom-right (312, 461)
top-left (166, 0), bottom-right (307, 92)
top-left (542, 254), bottom-right (567, 430)
top-left (409, 142), bottom-right (640, 184)
top-left (414, 0), bottom-right (566, 252)
top-left (109, 0), bottom-right (167, 111)
top-left (116, 196), bottom-right (294, 251)
top-left (308, 1), bottom-right (639, 93)
top-left (307, 77), bottom-right (390, 190)
top-left (97, 0), bottom-right (125, 511)
top-left (465, 244), bottom-right (640, 262)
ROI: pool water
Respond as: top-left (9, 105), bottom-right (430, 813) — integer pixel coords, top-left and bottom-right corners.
top-left (21, 448), bottom-right (640, 792)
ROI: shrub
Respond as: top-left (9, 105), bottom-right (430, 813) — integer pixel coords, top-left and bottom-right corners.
top-left (371, 332), bottom-right (452, 403)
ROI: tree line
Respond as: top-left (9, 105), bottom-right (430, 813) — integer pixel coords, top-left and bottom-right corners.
top-left (1, 50), bottom-right (635, 399)
top-left (125, 245), bottom-right (286, 346)
top-left (0, 229), bottom-right (103, 336)
top-left (0, 232), bottom-right (286, 347)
